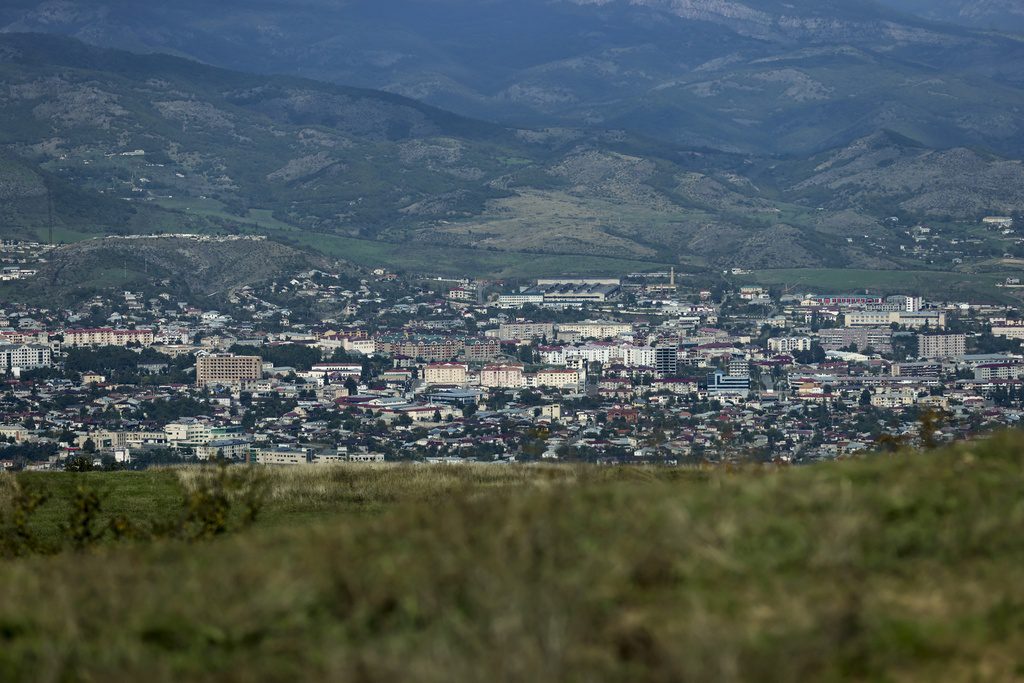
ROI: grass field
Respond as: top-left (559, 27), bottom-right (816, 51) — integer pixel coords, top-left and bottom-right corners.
top-left (737, 268), bottom-right (1016, 302)
top-left (152, 197), bottom-right (301, 234)
top-left (4, 434), bottom-right (1024, 681)
top-left (282, 231), bottom-right (676, 279)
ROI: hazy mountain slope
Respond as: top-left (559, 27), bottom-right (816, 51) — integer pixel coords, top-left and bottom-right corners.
top-left (1, 34), bottom-right (1022, 275)
top-left (0, 33), bottom-right (539, 237)
top-left (776, 131), bottom-right (1024, 218)
top-left (3, 0), bottom-right (1024, 155)
top-left (0, 236), bottom-right (329, 305)
top-left (874, 0), bottom-right (1024, 33)
top-left (0, 33), bottom-right (869, 269)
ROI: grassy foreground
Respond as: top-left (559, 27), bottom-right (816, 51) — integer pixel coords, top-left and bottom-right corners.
top-left (3, 435), bottom-right (1024, 681)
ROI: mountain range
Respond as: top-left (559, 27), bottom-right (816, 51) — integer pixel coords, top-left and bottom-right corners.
top-left (875, 0), bottom-right (1024, 32)
top-left (1, 2), bottom-right (1023, 282)
top-left (3, 0), bottom-right (1024, 156)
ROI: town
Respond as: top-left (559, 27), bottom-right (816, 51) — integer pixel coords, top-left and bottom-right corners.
top-left (3, 238), bottom-right (1024, 471)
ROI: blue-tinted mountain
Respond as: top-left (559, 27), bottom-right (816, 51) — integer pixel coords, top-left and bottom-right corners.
top-left (874, 0), bottom-right (1024, 33)
top-left (2, 0), bottom-right (1023, 155)
top-left (2, 33), bottom-right (1023, 278)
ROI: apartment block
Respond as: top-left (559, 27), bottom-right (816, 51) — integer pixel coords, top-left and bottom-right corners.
top-left (918, 334), bottom-right (966, 359)
top-left (655, 345), bottom-right (678, 378)
top-left (480, 364), bottom-right (526, 388)
top-left (557, 321), bottom-right (633, 339)
top-left (819, 327), bottom-right (893, 354)
top-left (767, 337), bottom-right (812, 354)
top-left (63, 328), bottom-right (155, 347)
top-left (845, 311), bottom-right (945, 329)
top-left (0, 343), bottom-right (51, 371)
top-left (423, 363), bottom-right (468, 386)
top-left (195, 354), bottom-right (262, 387)
top-left (493, 322), bottom-right (555, 341)
top-left (533, 368), bottom-right (583, 390)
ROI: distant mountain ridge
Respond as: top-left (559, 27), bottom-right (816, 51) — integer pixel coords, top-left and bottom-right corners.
top-left (874, 0), bottom-right (1024, 32)
top-left (3, 0), bottom-right (1024, 156)
top-left (1, 33), bottom-right (1023, 279)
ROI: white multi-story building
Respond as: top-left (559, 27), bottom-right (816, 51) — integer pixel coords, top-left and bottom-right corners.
top-left (870, 388), bottom-right (919, 409)
top-left (0, 344), bottom-right (51, 371)
top-left (739, 286), bottom-right (767, 301)
top-left (540, 343), bottom-right (658, 368)
top-left (423, 363), bottom-right (468, 386)
top-left (195, 438), bottom-right (251, 461)
top-left (164, 419), bottom-right (212, 444)
top-left (885, 295), bottom-right (923, 312)
top-left (974, 363), bottom-right (1024, 381)
top-left (767, 337), bottom-right (812, 354)
top-left (615, 344), bottom-right (656, 368)
top-left (496, 293), bottom-right (544, 308)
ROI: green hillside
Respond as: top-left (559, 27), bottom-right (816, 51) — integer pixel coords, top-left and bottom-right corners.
top-left (3, 0), bottom-right (1024, 155)
top-left (0, 33), bottom-right (866, 270)
top-left (1, 33), bottom-right (1023, 284)
top-left (4, 433), bottom-right (1024, 681)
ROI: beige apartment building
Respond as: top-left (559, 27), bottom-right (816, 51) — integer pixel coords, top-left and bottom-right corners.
top-left (557, 321), bottom-right (633, 339)
top-left (845, 311), bottom-right (946, 329)
top-left (422, 363), bottom-right (468, 386)
top-left (533, 368), bottom-right (584, 390)
top-left (480, 364), bottom-right (526, 388)
top-left (918, 334), bottom-right (966, 359)
top-left (63, 328), bottom-right (155, 347)
top-left (196, 354), bottom-right (262, 387)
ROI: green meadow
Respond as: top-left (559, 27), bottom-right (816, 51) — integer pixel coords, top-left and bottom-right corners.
top-left (3, 433), bottom-right (1024, 681)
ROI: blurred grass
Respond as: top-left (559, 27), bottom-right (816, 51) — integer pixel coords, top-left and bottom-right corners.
top-left (3, 434), bottom-right (1024, 681)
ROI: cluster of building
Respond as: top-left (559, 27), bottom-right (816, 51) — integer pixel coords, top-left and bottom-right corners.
top-left (3, 254), bottom-right (1024, 470)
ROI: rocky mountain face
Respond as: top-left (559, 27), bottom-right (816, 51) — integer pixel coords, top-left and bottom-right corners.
top-left (874, 0), bottom-right (1024, 32)
top-left (3, 0), bottom-right (1023, 155)
top-left (0, 27), bottom-right (1022, 275)
top-left (781, 132), bottom-right (1024, 218)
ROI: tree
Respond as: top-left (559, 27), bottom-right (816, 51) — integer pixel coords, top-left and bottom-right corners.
top-left (517, 344), bottom-right (534, 364)
top-left (65, 455), bottom-right (95, 472)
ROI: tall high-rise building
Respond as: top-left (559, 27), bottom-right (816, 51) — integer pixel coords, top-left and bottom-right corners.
top-left (655, 345), bottom-right (678, 378)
